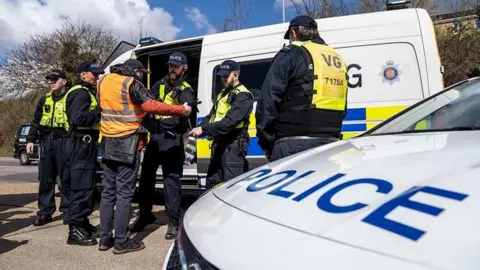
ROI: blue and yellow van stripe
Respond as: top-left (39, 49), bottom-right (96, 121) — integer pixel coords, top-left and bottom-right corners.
top-left (195, 105), bottom-right (407, 158)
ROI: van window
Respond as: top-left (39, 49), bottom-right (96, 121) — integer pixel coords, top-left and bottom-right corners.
top-left (212, 58), bottom-right (273, 101)
top-left (21, 126), bottom-right (30, 136)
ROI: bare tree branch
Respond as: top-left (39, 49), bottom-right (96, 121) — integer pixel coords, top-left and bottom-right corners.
top-left (290, 0), bottom-right (350, 18)
top-left (218, 0), bottom-right (252, 32)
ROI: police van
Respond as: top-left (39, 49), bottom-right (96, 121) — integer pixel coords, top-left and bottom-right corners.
top-left (98, 7), bottom-right (444, 194)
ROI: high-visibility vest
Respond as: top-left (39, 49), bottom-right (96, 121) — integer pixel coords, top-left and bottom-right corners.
top-left (287, 40), bottom-right (347, 112)
top-left (155, 80), bottom-right (191, 120)
top-left (39, 91), bottom-right (68, 130)
top-left (210, 84), bottom-right (253, 129)
top-left (65, 84), bottom-right (100, 131)
top-left (97, 73), bottom-right (146, 138)
top-left (415, 120), bottom-right (429, 130)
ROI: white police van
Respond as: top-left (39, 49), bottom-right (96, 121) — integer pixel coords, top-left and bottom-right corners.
top-left (99, 4), bottom-right (444, 194)
top-left (162, 76), bottom-right (480, 269)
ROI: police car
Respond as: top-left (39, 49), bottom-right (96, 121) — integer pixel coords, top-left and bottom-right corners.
top-left (162, 77), bottom-right (480, 270)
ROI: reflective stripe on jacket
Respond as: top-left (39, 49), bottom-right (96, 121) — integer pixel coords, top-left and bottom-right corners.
top-left (98, 73), bottom-right (146, 137)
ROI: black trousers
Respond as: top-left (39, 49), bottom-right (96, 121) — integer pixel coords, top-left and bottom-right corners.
top-left (271, 139), bottom-right (330, 161)
top-left (138, 134), bottom-right (184, 221)
top-left (65, 133), bottom-right (98, 228)
top-left (206, 137), bottom-right (249, 190)
top-left (100, 152), bottom-right (141, 244)
top-left (37, 134), bottom-right (70, 217)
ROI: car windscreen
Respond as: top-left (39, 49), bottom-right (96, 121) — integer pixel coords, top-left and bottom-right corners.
top-left (364, 79), bottom-right (480, 135)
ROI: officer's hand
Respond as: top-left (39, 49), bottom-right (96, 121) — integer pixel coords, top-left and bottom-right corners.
top-left (188, 127), bottom-right (203, 138)
top-left (26, 143), bottom-right (34, 154)
top-left (183, 103), bottom-right (192, 116)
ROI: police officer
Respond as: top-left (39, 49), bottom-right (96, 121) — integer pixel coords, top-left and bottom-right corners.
top-left (189, 60), bottom-right (254, 189)
top-left (130, 52), bottom-right (196, 240)
top-left (27, 70), bottom-right (70, 226)
top-left (64, 61), bottom-right (103, 246)
top-left (98, 59), bottom-right (191, 253)
top-left (255, 15), bottom-right (348, 161)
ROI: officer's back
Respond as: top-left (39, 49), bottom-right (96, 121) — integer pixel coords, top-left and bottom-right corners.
top-left (256, 15), bottom-right (348, 161)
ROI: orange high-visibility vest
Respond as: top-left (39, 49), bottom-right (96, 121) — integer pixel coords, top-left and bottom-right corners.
top-left (98, 73), bottom-right (147, 138)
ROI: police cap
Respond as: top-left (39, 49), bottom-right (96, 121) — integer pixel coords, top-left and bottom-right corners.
top-left (283, 15), bottom-right (318, 39)
top-left (45, 69), bottom-right (67, 80)
top-left (216, 60), bottom-right (240, 76)
top-left (167, 52), bottom-right (188, 66)
top-left (76, 61), bottom-right (105, 74)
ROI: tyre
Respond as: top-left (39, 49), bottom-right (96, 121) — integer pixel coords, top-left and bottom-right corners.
top-left (19, 151), bottom-right (31, 165)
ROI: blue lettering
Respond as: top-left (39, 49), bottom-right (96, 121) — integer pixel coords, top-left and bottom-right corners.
top-left (247, 170), bottom-right (296, 192)
top-left (268, 171), bottom-right (316, 198)
top-left (292, 173), bottom-right (345, 202)
top-left (318, 178), bottom-right (393, 213)
top-left (362, 186), bottom-right (468, 241)
top-left (226, 169), bottom-right (272, 189)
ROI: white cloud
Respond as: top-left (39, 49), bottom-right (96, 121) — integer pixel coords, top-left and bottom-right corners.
top-left (184, 6), bottom-right (217, 34)
top-left (0, 0), bottom-right (182, 56)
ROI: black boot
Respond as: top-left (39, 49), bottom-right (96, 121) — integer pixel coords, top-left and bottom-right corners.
top-left (85, 222), bottom-right (99, 238)
top-left (165, 218), bottom-right (179, 240)
top-left (33, 214), bottom-right (53, 226)
top-left (113, 239), bottom-right (145, 255)
top-left (129, 213), bottom-right (156, 232)
top-left (67, 226), bottom-right (98, 246)
top-left (98, 237), bottom-right (114, 251)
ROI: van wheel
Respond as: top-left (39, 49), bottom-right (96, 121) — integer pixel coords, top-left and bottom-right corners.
top-left (19, 151), bottom-right (31, 166)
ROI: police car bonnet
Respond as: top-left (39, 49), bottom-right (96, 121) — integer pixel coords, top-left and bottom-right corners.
top-left (210, 131), bottom-right (479, 269)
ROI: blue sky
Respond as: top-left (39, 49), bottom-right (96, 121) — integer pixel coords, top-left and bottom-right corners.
top-left (147, 0), bottom-right (357, 40)
top-left (150, 0), bottom-right (290, 39)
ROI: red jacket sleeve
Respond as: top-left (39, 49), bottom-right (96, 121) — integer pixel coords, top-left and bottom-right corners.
top-left (140, 99), bottom-right (186, 116)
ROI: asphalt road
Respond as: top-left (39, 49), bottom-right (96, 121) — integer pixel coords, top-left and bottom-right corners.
top-left (0, 158), bottom-right (38, 183)
top-left (0, 157), bottom-right (199, 269)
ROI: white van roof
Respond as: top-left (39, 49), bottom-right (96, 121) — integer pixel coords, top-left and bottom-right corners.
top-left (134, 8), bottom-right (431, 58)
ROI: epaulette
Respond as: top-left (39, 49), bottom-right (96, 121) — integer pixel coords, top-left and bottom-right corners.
top-left (280, 44), bottom-right (294, 53)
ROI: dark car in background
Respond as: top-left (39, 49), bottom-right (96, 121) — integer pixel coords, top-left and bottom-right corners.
top-left (13, 123), bottom-right (39, 165)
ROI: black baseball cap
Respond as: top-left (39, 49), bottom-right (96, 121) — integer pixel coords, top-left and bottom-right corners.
top-left (76, 61), bottom-right (105, 74)
top-left (167, 52), bottom-right (188, 66)
top-left (283, 15), bottom-right (318, 39)
top-left (216, 60), bottom-right (240, 76)
top-left (124, 59), bottom-right (151, 74)
top-left (45, 69), bottom-right (67, 80)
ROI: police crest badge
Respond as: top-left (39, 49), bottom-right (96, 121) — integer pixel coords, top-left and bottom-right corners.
top-left (379, 60), bottom-right (402, 85)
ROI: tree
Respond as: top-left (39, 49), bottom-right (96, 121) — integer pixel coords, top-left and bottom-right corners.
top-left (357, 0), bottom-right (384, 13)
top-left (129, 18), bottom-right (149, 44)
top-left (219, 0), bottom-right (252, 32)
top-left (356, 0), bottom-right (440, 14)
top-left (0, 20), bottom-right (118, 99)
top-left (289, 0), bottom-right (351, 18)
top-left (0, 20), bottom-right (118, 154)
top-left (436, 0), bottom-right (480, 86)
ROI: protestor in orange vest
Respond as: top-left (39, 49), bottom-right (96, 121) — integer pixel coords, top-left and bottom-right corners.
top-left (96, 59), bottom-right (191, 254)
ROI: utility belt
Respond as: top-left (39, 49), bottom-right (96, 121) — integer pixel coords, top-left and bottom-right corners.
top-left (274, 135), bottom-right (340, 145)
top-left (151, 129), bottom-right (184, 139)
top-left (210, 128), bottom-right (249, 156)
top-left (41, 130), bottom-right (68, 140)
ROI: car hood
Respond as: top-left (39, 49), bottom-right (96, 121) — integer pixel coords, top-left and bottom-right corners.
top-left (203, 131), bottom-right (480, 269)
